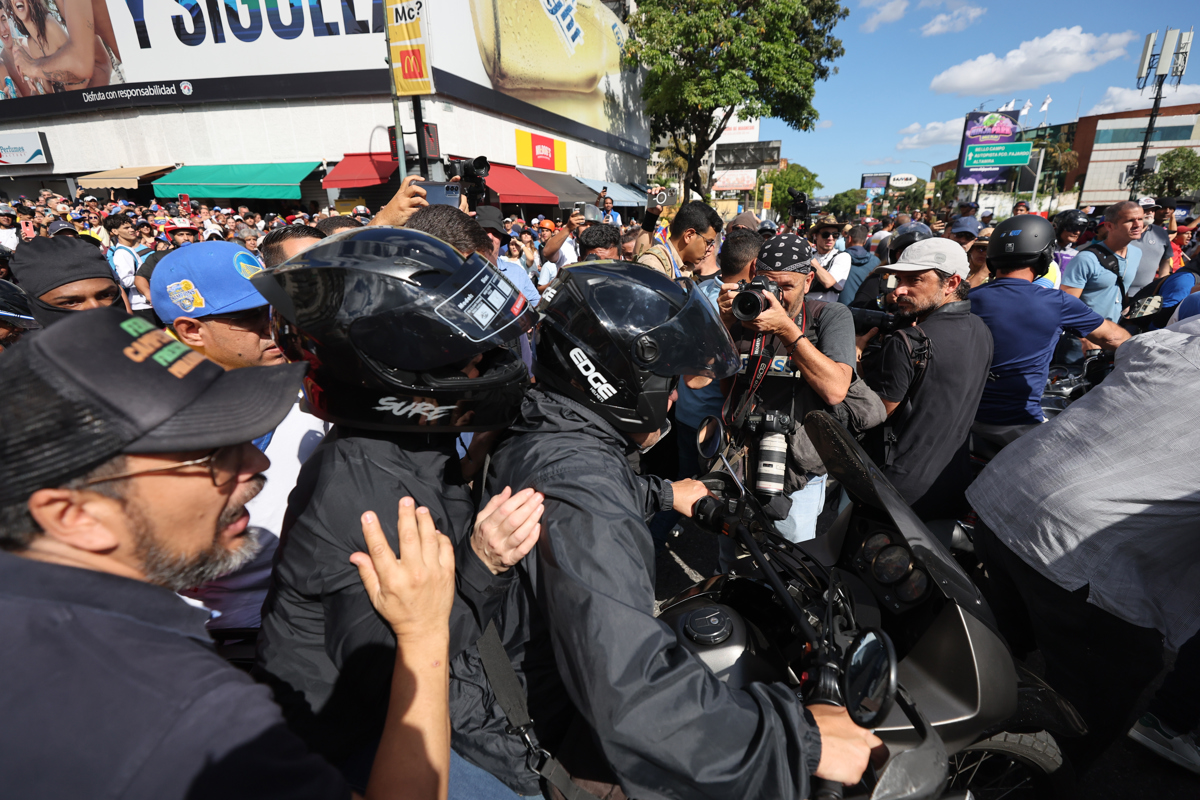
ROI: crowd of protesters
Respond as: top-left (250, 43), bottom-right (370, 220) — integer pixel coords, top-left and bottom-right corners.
top-left (2, 168), bottom-right (1200, 800)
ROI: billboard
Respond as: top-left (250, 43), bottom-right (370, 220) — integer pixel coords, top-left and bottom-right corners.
top-left (430, 0), bottom-right (648, 158)
top-left (0, 0), bottom-right (649, 158)
top-left (714, 141), bottom-right (781, 170)
top-left (0, 132), bottom-right (49, 165)
top-left (956, 111), bottom-right (1022, 186)
top-left (861, 173), bottom-right (890, 189)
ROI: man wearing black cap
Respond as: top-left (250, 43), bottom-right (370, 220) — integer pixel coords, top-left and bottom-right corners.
top-left (9, 237), bottom-right (128, 327)
top-left (0, 307), bottom-right (460, 799)
top-left (717, 233), bottom-right (876, 542)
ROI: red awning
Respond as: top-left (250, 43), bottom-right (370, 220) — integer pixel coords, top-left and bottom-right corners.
top-left (322, 153), bottom-right (398, 189)
top-left (486, 163), bottom-right (558, 205)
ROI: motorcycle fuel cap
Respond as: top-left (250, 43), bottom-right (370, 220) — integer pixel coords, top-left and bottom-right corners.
top-left (684, 606), bottom-right (733, 645)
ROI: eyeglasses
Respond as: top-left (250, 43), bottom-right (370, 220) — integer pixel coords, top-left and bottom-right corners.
top-left (201, 305), bottom-right (269, 332)
top-left (698, 233), bottom-right (716, 250)
top-left (85, 445), bottom-right (245, 488)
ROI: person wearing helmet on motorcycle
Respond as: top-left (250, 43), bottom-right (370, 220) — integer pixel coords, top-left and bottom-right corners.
top-left (969, 215), bottom-right (1129, 442)
top-left (458, 261), bottom-right (882, 800)
top-left (251, 227), bottom-right (548, 790)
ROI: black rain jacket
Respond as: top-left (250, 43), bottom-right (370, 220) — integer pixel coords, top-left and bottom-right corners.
top-left (456, 389), bottom-right (823, 799)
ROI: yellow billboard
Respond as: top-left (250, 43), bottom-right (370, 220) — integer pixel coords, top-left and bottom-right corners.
top-left (387, 0), bottom-right (435, 96)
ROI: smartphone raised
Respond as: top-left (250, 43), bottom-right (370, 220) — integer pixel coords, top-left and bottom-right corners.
top-left (646, 187), bottom-right (679, 209)
top-left (422, 182), bottom-right (462, 207)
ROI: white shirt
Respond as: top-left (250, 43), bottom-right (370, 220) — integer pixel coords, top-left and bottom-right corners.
top-left (181, 397), bottom-right (328, 628)
top-left (538, 261), bottom-right (559, 287)
top-left (555, 235), bottom-right (579, 269)
top-left (0, 227), bottom-right (18, 250)
top-left (808, 249), bottom-right (852, 304)
top-left (109, 244), bottom-right (149, 310)
top-left (868, 230), bottom-right (892, 254)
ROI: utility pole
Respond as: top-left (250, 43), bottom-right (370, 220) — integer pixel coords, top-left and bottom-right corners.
top-left (1130, 28), bottom-right (1192, 199)
top-left (1030, 148), bottom-right (1046, 211)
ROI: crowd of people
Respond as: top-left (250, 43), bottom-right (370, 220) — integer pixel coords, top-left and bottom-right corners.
top-left (1, 170), bottom-right (1199, 799)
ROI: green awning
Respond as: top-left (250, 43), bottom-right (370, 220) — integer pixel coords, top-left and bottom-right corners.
top-left (152, 162), bottom-right (321, 200)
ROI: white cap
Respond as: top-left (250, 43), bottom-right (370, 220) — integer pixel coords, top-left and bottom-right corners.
top-left (1137, 196), bottom-right (1159, 209)
top-left (981, 208), bottom-right (995, 216)
top-left (892, 237), bottom-right (970, 279)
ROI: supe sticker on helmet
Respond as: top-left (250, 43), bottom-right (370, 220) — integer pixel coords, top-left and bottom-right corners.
top-left (434, 263), bottom-right (528, 343)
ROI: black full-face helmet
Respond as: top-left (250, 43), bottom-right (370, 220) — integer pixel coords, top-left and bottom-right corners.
top-left (1053, 209), bottom-right (1089, 236)
top-left (987, 214), bottom-right (1055, 277)
top-left (251, 226), bottom-right (535, 432)
top-left (0, 280), bottom-right (38, 350)
top-left (534, 262), bottom-right (740, 434)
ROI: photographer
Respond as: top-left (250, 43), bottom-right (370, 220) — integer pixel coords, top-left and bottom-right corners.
top-left (718, 234), bottom-right (874, 542)
top-left (808, 213), bottom-right (853, 303)
top-left (857, 239), bottom-right (992, 519)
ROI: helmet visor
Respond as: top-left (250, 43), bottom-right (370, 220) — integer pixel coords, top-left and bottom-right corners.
top-left (589, 278), bottom-right (739, 379)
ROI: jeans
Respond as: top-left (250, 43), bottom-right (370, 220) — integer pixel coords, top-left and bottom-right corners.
top-left (449, 750), bottom-right (542, 800)
top-left (774, 473), bottom-right (827, 544)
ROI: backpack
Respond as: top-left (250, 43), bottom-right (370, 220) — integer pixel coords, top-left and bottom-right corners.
top-left (1125, 266), bottom-right (1200, 331)
top-left (1074, 241), bottom-right (1126, 299)
top-left (878, 325), bottom-right (932, 467)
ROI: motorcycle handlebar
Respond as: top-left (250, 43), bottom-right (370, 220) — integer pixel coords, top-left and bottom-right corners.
top-left (813, 779), bottom-right (844, 800)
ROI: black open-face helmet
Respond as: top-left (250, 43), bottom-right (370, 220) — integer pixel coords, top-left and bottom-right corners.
top-left (887, 221), bottom-right (933, 263)
top-left (534, 262), bottom-right (739, 434)
top-left (987, 214), bottom-right (1055, 277)
top-left (251, 227), bottom-right (535, 432)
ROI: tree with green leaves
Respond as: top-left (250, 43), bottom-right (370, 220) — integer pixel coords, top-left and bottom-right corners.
top-left (1141, 147), bottom-right (1200, 198)
top-left (757, 163), bottom-right (823, 207)
top-left (896, 180), bottom-right (928, 212)
top-left (823, 189), bottom-right (866, 220)
top-left (625, 0), bottom-right (847, 203)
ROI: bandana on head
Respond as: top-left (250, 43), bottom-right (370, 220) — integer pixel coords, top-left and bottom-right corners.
top-left (756, 233), bottom-right (816, 274)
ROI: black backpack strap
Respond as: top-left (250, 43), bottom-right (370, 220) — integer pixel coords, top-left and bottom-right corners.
top-left (880, 325), bottom-right (931, 467)
top-left (1077, 242), bottom-right (1126, 300)
top-left (476, 622), bottom-right (604, 800)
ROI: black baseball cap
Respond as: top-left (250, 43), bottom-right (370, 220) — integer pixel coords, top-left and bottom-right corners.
top-left (0, 306), bottom-right (305, 504)
top-left (474, 206), bottom-right (511, 245)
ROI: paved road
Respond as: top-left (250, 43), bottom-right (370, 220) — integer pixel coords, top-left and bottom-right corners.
top-left (652, 516), bottom-right (1199, 799)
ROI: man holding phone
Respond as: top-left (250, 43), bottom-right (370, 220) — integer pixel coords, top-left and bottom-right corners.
top-left (597, 188), bottom-right (622, 226)
top-left (0, 205), bottom-right (19, 251)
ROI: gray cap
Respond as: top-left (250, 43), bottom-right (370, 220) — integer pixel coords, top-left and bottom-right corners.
top-left (892, 237), bottom-right (969, 279)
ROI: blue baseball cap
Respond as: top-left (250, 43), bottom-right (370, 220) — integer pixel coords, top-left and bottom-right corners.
top-left (949, 216), bottom-right (982, 236)
top-left (150, 241), bottom-right (268, 321)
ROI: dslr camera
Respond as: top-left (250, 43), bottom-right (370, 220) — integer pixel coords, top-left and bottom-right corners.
top-left (787, 188), bottom-right (814, 221)
top-left (445, 156), bottom-right (490, 211)
top-left (850, 307), bottom-right (901, 336)
top-left (732, 276), bottom-right (783, 321)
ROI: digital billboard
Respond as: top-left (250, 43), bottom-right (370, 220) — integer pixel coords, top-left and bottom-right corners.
top-left (860, 173), bottom-right (891, 189)
top-left (0, 0), bottom-right (649, 158)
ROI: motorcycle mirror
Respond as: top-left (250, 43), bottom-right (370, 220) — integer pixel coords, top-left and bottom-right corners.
top-left (841, 628), bottom-right (898, 729)
top-left (696, 415), bottom-right (725, 460)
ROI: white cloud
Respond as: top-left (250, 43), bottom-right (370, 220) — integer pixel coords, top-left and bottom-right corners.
top-left (860, 0), bottom-right (908, 33)
top-left (896, 117), bottom-right (966, 150)
top-left (1086, 83), bottom-right (1200, 115)
top-left (921, 5), bottom-right (985, 36)
top-left (863, 157), bottom-right (902, 165)
top-left (930, 26), bottom-right (1137, 96)
top-left (817, 120), bottom-right (834, 129)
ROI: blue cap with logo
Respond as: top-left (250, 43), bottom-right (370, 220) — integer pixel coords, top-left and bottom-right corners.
top-left (150, 241), bottom-right (268, 320)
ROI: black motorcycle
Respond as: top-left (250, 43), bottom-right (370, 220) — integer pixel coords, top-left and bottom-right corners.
top-left (657, 411), bottom-right (1086, 799)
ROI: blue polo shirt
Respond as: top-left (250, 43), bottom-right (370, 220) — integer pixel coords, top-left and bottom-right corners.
top-left (970, 277), bottom-right (1104, 425)
top-left (1061, 243), bottom-right (1141, 322)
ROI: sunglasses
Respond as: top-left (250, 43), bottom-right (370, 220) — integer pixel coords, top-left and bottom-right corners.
top-left (200, 305), bottom-right (269, 331)
top-left (817, 230), bottom-right (838, 239)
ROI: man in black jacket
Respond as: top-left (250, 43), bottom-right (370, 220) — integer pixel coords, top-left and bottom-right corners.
top-left (856, 238), bottom-right (992, 519)
top-left (459, 262), bottom-right (883, 799)
top-left (251, 228), bottom-right (546, 789)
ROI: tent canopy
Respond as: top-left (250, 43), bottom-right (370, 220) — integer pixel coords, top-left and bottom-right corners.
top-left (153, 162), bottom-right (321, 200)
top-left (485, 164), bottom-right (558, 205)
top-left (517, 169), bottom-right (596, 207)
top-left (322, 153), bottom-right (397, 189)
top-left (575, 178), bottom-right (643, 207)
top-left (78, 166), bottom-right (175, 191)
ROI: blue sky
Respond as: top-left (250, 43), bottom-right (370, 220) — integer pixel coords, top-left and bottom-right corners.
top-left (759, 2), bottom-right (1200, 196)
